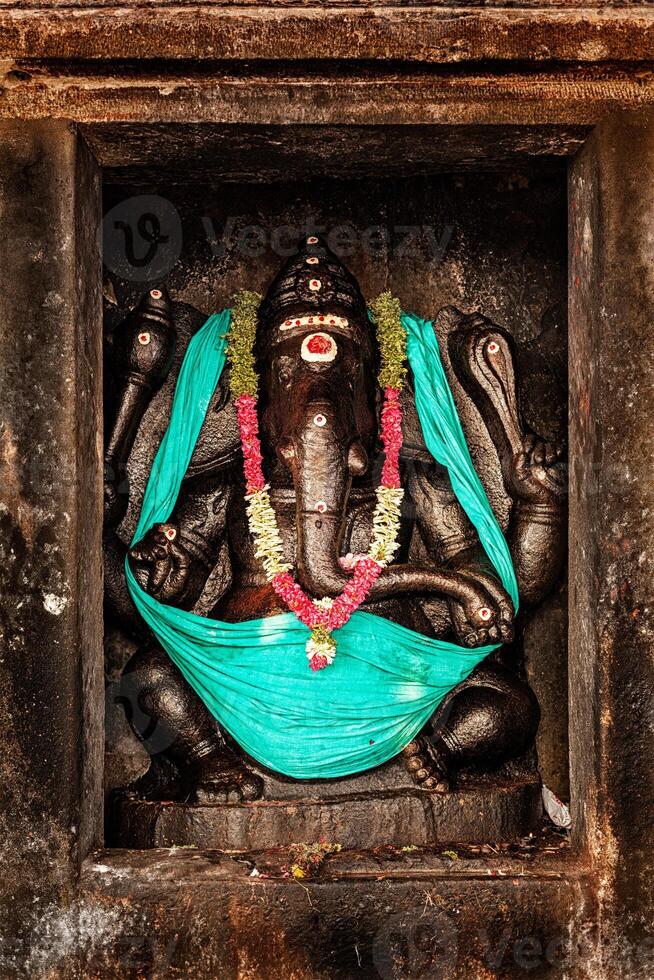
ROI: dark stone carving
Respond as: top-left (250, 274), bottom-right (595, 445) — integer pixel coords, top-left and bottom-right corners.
top-left (104, 285), bottom-right (176, 528)
top-left (104, 238), bottom-right (565, 818)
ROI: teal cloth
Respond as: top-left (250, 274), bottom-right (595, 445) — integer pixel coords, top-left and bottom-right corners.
top-left (126, 309), bottom-right (518, 779)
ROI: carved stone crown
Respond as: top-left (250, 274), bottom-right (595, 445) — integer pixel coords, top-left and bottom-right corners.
top-left (256, 236), bottom-right (373, 356)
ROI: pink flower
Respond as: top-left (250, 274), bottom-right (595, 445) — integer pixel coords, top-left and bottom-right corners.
top-left (326, 558), bottom-right (383, 629)
top-left (236, 394), bottom-right (266, 492)
top-left (339, 553), bottom-right (368, 571)
top-left (380, 387), bottom-right (403, 489)
top-left (271, 558), bottom-right (383, 634)
top-left (272, 572), bottom-right (324, 628)
top-left (309, 654), bottom-right (329, 671)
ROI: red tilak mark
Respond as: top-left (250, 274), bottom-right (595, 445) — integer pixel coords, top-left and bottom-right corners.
top-left (307, 334), bottom-right (333, 355)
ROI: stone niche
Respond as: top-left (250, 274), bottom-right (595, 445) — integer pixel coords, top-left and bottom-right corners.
top-left (102, 149), bottom-right (570, 852)
top-left (2, 4), bottom-right (654, 976)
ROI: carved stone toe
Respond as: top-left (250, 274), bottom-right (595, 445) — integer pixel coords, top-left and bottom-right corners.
top-left (239, 771), bottom-right (265, 801)
top-left (402, 735), bottom-right (452, 792)
top-left (190, 765), bottom-right (264, 804)
top-left (421, 775), bottom-right (450, 794)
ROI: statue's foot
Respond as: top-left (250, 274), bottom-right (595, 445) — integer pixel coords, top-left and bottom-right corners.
top-left (124, 755), bottom-right (183, 801)
top-left (403, 737), bottom-right (451, 793)
top-left (188, 749), bottom-right (264, 803)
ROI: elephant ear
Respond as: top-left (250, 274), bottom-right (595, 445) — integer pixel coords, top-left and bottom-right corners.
top-left (401, 305), bottom-right (514, 531)
top-left (116, 302), bottom-right (241, 544)
top-left (400, 306), bottom-right (465, 465)
top-left (184, 361), bottom-right (241, 479)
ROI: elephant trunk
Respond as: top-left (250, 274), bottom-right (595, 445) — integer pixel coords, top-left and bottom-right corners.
top-left (285, 397), bottom-right (367, 598)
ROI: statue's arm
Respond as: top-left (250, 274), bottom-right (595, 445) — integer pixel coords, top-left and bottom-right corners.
top-left (104, 289), bottom-right (176, 527)
top-left (368, 557), bottom-right (515, 646)
top-left (396, 458), bottom-right (513, 644)
top-left (129, 478), bottom-right (235, 610)
top-left (503, 448), bottom-right (566, 607)
top-left (448, 316), bottom-right (566, 607)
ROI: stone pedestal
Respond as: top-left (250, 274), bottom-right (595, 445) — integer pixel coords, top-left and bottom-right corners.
top-left (109, 763), bottom-right (542, 850)
top-left (79, 845), bottom-right (592, 979)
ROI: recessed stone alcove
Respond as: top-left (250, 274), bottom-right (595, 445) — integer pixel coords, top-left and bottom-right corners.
top-left (101, 146), bottom-right (569, 850)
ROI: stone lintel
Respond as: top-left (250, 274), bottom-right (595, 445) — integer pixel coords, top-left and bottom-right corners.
top-left (2, 66), bottom-right (654, 132)
top-left (0, 6), bottom-right (654, 63)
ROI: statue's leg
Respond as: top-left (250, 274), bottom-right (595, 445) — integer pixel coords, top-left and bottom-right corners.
top-left (403, 662), bottom-right (540, 792)
top-left (119, 644), bottom-right (263, 802)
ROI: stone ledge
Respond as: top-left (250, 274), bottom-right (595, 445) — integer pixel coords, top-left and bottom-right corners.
top-left (78, 842), bottom-right (595, 977)
top-left (1, 7), bottom-right (654, 62)
top-left (3, 65), bottom-right (654, 128)
top-left (87, 828), bottom-right (581, 882)
top-left (108, 776), bottom-right (543, 850)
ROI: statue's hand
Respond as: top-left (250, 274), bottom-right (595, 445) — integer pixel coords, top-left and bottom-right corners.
top-left (449, 576), bottom-right (514, 648)
top-left (504, 433), bottom-right (566, 505)
top-left (129, 523), bottom-right (191, 604)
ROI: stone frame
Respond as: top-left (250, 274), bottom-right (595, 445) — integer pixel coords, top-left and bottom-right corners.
top-left (1, 4), bottom-right (654, 975)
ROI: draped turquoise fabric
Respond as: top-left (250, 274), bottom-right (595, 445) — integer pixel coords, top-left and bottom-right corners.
top-left (126, 309), bottom-right (518, 779)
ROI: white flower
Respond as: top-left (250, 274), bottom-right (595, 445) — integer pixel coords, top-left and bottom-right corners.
top-left (306, 632), bottom-right (337, 664)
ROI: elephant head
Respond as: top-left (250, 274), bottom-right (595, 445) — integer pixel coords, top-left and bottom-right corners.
top-left (256, 237), bottom-right (378, 596)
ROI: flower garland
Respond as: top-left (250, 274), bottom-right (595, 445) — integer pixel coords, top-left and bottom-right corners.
top-left (228, 289), bottom-right (407, 671)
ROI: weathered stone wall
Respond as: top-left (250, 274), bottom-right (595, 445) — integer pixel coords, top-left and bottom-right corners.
top-left (0, 121), bottom-right (103, 970)
top-left (2, 3), bottom-right (654, 64)
top-left (569, 111), bottom-right (654, 976)
top-left (78, 845), bottom-right (594, 979)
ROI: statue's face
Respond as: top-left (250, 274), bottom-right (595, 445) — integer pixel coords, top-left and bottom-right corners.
top-left (259, 318), bottom-right (376, 474)
top-left (257, 316), bottom-right (377, 594)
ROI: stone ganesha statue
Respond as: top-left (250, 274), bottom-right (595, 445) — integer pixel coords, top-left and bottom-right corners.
top-left (104, 238), bottom-right (566, 803)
